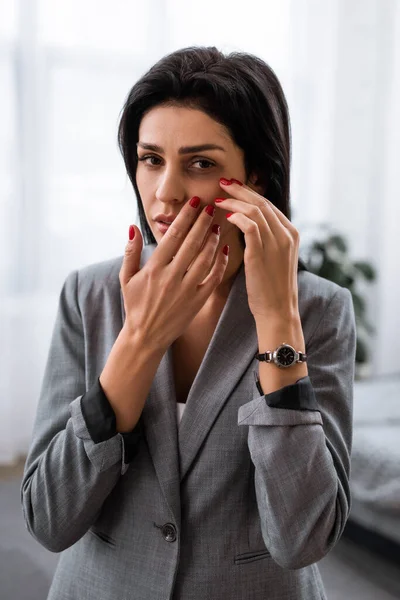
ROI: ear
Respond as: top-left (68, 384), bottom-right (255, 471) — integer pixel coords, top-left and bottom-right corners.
top-left (246, 172), bottom-right (264, 195)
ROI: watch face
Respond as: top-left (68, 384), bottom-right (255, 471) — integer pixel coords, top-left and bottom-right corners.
top-left (276, 345), bottom-right (295, 366)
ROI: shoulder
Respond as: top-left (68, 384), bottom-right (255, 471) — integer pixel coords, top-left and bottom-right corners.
top-left (298, 269), bottom-right (349, 304)
top-left (297, 270), bottom-right (353, 337)
top-left (61, 255), bottom-right (123, 308)
top-left (76, 255), bottom-right (123, 291)
top-left (64, 244), bottom-right (157, 305)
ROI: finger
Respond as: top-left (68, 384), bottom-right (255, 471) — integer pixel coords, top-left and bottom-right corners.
top-left (225, 212), bottom-right (264, 257)
top-left (217, 186), bottom-right (283, 237)
top-left (119, 224), bottom-right (143, 287)
top-left (150, 196), bottom-right (202, 267)
top-left (220, 178), bottom-right (296, 233)
top-left (215, 197), bottom-right (275, 243)
top-left (171, 204), bottom-right (217, 278)
top-left (197, 243), bottom-right (229, 298)
top-left (183, 223), bottom-right (221, 285)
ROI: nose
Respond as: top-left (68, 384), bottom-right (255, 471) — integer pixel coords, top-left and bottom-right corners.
top-left (155, 167), bottom-right (186, 206)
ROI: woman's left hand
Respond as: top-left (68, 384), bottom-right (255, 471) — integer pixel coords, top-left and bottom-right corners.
top-left (215, 178), bottom-right (301, 321)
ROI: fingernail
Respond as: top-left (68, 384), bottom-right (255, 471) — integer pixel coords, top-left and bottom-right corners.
top-left (219, 178), bottom-right (232, 185)
top-left (230, 178), bottom-right (243, 186)
top-left (212, 224), bottom-right (220, 235)
top-left (226, 212), bottom-right (234, 218)
top-left (189, 196), bottom-right (200, 208)
top-left (205, 205), bottom-right (215, 217)
top-left (129, 225), bottom-right (135, 240)
top-left (214, 198), bottom-right (226, 203)
top-left (223, 244), bottom-right (229, 256)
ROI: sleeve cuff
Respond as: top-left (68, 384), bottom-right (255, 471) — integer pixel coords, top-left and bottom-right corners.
top-left (253, 372), bottom-right (319, 411)
top-left (80, 378), bottom-right (118, 443)
top-left (120, 422), bottom-right (144, 464)
top-left (81, 378), bottom-right (143, 464)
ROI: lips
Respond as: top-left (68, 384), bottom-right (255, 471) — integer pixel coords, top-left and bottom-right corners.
top-left (156, 222), bottom-right (172, 234)
top-left (154, 214), bottom-right (178, 224)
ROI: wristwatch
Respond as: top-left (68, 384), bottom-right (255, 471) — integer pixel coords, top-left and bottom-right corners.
top-left (255, 343), bottom-right (307, 369)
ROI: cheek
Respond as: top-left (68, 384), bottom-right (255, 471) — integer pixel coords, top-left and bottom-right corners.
top-left (136, 170), bottom-right (154, 212)
top-left (197, 177), bottom-right (228, 200)
top-left (135, 167), bottom-right (150, 195)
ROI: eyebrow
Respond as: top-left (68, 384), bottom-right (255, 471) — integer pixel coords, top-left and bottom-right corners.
top-left (137, 142), bottom-right (226, 154)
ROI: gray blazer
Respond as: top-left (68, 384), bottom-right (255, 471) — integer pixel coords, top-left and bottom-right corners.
top-left (21, 244), bottom-right (356, 600)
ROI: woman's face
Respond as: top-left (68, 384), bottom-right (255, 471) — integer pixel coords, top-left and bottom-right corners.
top-left (136, 104), bottom-right (247, 251)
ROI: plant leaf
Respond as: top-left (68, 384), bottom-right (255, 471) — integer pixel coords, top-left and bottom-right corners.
top-left (319, 260), bottom-right (353, 288)
top-left (353, 261), bottom-right (377, 281)
top-left (356, 337), bottom-right (368, 363)
top-left (351, 292), bottom-right (365, 317)
top-left (328, 234), bottom-right (348, 253)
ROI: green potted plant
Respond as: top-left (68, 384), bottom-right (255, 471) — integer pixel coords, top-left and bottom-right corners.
top-left (299, 224), bottom-right (377, 379)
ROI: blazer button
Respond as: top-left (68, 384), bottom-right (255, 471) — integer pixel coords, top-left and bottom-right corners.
top-left (161, 523), bottom-right (177, 542)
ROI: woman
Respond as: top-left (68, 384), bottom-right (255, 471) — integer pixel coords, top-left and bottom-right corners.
top-left (21, 46), bottom-right (356, 600)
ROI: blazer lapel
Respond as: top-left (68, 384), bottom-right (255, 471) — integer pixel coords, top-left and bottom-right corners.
top-left (141, 350), bottom-right (182, 527)
top-left (178, 262), bottom-right (259, 482)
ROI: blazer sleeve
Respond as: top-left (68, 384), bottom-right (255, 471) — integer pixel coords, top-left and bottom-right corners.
top-left (238, 287), bottom-right (356, 570)
top-left (20, 270), bottom-right (140, 553)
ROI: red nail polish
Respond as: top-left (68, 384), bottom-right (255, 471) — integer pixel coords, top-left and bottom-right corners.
top-left (189, 196), bottom-right (200, 208)
top-left (212, 224), bottom-right (220, 235)
top-left (230, 178), bottom-right (243, 186)
top-left (214, 198), bottom-right (226, 203)
top-left (226, 212), bottom-right (234, 218)
top-left (205, 205), bottom-right (215, 217)
top-left (223, 244), bottom-right (229, 256)
top-left (219, 178), bottom-right (232, 185)
top-left (129, 225), bottom-right (135, 240)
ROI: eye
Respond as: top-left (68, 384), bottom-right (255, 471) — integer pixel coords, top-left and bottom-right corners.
top-left (137, 155), bottom-right (162, 166)
top-left (191, 158), bottom-right (216, 170)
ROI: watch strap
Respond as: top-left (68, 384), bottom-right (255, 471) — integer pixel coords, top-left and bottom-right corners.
top-left (255, 350), bottom-right (307, 363)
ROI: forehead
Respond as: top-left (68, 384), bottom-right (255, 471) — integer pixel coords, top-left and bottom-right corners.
top-left (138, 104), bottom-right (233, 147)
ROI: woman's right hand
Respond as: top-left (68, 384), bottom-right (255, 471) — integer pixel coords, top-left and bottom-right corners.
top-left (119, 198), bottom-right (229, 354)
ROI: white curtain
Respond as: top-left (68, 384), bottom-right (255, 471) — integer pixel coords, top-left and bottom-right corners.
top-left (1, 0), bottom-right (399, 465)
top-left (288, 0), bottom-right (400, 377)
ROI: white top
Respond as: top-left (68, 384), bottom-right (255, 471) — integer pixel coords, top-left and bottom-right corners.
top-left (177, 402), bottom-right (186, 425)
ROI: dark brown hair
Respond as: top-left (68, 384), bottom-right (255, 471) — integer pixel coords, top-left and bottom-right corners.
top-left (118, 46), bottom-right (307, 270)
